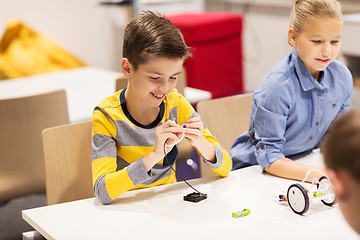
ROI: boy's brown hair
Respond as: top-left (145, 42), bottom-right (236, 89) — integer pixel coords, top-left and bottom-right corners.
top-left (323, 110), bottom-right (360, 182)
top-left (123, 11), bottom-right (191, 70)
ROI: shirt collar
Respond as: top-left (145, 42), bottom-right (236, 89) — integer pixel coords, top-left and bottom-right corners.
top-left (119, 88), bottom-right (165, 129)
top-left (292, 48), bottom-right (329, 92)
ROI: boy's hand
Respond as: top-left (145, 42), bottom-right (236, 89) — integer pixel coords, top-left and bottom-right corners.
top-left (184, 117), bottom-right (205, 147)
top-left (153, 120), bottom-right (184, 156)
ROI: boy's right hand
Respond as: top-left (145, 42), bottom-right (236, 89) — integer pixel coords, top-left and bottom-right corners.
top-left (153, 119), bottom-right (184, 157)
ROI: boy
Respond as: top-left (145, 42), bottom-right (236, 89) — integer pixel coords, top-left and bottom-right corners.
top-left (91, 11), bottom-right (232, 205)
top-left (323, 110), bottom-right (360, 235)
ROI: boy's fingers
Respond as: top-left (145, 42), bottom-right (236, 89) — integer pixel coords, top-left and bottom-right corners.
top-left (184, 122), bottom-right (202, 130)
top-left (184, 128), bottom-right (200, 136)
top-left (185, 117), bottom-right (201, 123)
top-left (163, 120), bottom-right (176, 127)
top-left (166, 126), bottom-right (185, 133)
top-left (165, 133), bottom-right (183, 145)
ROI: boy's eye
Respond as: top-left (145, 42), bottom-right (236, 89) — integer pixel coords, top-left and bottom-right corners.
top-left (311, 40), bottom-right (321, 44)
top-left (150, 76), bottom-right (160, 80)
top-left (331, 40), bottom-right (339, 44)
top-left (169, 76), bottom-right (177, 80)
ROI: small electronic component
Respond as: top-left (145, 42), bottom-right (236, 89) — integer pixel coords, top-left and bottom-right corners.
top-left (278, 194), bottom-right (288, 202)
top-left (183, 192), bottom-right (207, 203)
top-left (232, 209), bottom-right (250, 218)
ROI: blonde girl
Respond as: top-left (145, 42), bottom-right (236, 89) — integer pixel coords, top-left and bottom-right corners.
top-left (230, 0), bottom-right (353, 182)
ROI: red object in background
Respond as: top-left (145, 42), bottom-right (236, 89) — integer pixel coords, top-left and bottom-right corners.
top-left (168, 12), bottom-right (244, 99)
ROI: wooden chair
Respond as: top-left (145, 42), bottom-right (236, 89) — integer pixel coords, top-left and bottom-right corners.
top-left (115, 68), bottom-right (194, 169)
top-left (176, 67), bottom-right (187, 96)
top-left (196, 93), bottom-right (253, 177)
top-left (0, 90), bottom-right (69, 203)
top-left (115, 75), bottom-right (128, 92)
top-left (42, 121), bottom-right (94, 205)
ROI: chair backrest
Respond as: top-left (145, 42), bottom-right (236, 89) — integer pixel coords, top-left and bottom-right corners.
top-left (0, 90), bottom-right (69, 202)
top-left (115, 75), bottom-right (128, 92)
top-left (176, 67), bottom-right (187, 96)
top-left (196, 93), bottom-right (253, 177)
top-left (115, 67), bottom-right (187, 96)
top-left (42, 121), bottom-right (94, 205)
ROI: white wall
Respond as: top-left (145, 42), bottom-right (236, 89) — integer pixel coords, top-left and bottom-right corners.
top-left (206, 0), bottom-right (360, 92)
top-left (0, 0), bottom-right (132, 71)
top-left (0, 1), bottom-right (16, 36)
top-left (206, 1), bottom-right (293, 92)
top-left (136, 0), bottom-right (204, 14)
top-left (0, 0), bottom-right (204, 73)
top-left (2, 0), bottom-right (359, 91)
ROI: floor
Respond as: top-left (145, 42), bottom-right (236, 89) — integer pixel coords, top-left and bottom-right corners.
top-left (0, 193), bottom-right (46, 240)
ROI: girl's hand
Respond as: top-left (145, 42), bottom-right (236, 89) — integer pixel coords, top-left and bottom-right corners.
top-left (184, 117), bottom-right (205, 147)
top-left (153, 119), bottom-right (184, 156)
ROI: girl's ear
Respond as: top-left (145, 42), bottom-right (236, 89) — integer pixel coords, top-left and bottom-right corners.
top-left (288, 28), bottom-right (297, 47)
top-left (121, 58), bottom-right (131, 77)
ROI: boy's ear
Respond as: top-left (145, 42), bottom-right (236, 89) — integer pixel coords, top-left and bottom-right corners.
top-left (328, 169), bottom-right (349, 201)
top-left (121, 58), bottom-right (131, 77)
top-left (288, 28), bottom-right (297, 47)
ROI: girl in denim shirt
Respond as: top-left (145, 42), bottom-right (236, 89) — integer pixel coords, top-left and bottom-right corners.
top-left (230, 0), bottom-right (353, 182)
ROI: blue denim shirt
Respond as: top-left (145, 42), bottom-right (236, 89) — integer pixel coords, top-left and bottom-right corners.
top-left (230, 49), bottom-right (353, 170)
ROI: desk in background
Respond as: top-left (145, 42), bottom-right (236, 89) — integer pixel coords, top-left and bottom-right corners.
top-left (22, 151), bottom-right (358, 240)
top-left (0, 66), bottom-right (211, 123)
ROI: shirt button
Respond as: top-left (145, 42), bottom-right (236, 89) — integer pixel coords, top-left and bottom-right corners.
top-left (333, 103), bottom-right (336, 107)
top-left (261, 145), bottom-right (264, 150)
top-left (309, 137), bottom-right (313, 140)
top-left (315, 122), bottom-right (319, 126)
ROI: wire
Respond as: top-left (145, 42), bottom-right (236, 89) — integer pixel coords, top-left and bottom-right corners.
top-left (301, 169), bottom-right (329, 192)
top-left (165, 118), bottom-right (185, 148)
top-left (262, 182), bottom-right (287, 202)
top-left (163, 141), bottom-right (203, 194)
top-left (165, 131), bottom-right (185, 147)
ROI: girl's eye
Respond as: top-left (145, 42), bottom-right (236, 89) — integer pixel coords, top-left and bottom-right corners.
top-left (150, 76), bottom-right (160, 80)
top-left (311, 40), bottom-right (321, 44)
top-left (169, 76), bottom-right (177, 80)
top-left (331, 40), bottom-right (339, 44)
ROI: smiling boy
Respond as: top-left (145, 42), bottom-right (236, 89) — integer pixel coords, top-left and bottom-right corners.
top-left (91, 11), bottom-right (232, 205)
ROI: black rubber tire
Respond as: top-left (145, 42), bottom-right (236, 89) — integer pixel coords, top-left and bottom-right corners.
top-left (287, 183), bottom-right (310, 215)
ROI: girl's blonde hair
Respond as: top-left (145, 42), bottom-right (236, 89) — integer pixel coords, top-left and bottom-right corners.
top-left (290, 0), bottom-right (342, 33)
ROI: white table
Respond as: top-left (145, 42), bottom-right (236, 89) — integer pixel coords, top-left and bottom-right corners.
top-left (0, 67), bottom-right (120, 123)
top-left (0, 66), bottom-right (212, 123)
top-left (22, 151), bottom-right (358, 240)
